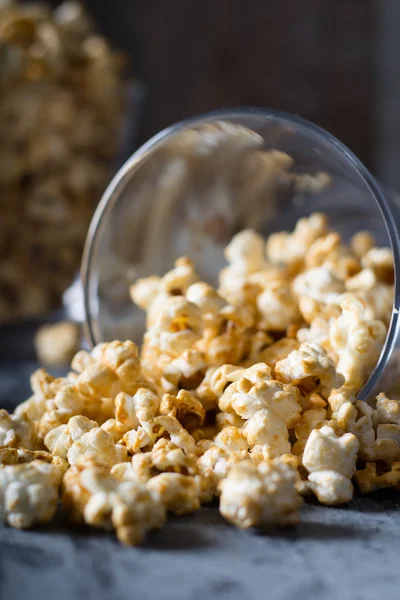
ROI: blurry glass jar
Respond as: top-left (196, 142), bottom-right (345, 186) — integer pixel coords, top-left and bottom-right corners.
top-left (0, 0), bottom-right (127, 322)
top-left (82, 109), bottom-right (400, 401)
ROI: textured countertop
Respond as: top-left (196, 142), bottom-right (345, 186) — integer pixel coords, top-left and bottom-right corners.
top-left (1, 359), bottom-right (400, 600)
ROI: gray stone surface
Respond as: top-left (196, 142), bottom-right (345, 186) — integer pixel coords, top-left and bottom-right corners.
top-left (1, 356), bottom-right (400, 600)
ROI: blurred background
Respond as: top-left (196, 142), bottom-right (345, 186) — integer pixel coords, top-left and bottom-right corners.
top-left (1, 0), bottom-right (399, 365)
top-left (40, 0), bottom-right (398, 184)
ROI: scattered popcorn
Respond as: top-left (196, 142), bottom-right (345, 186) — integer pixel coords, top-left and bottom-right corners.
top-left (148, 472), bottom-right (200, 515)
top-left (0, 459), bottom-right (64, 528)
top-left (0, 212), bottom-right (396, 543)
top-left (63, 465), bottom-right (166, 545)
top-left (303, 426), bottom-right (359, 504)
top-left (219, 459), bottom-right (302, 528)
top-left (0, 410), bottom-right (39, 450)
top-left (329, 296), bottom-right (387, 391)
top-left (275, 342), bottom-right (343, 398)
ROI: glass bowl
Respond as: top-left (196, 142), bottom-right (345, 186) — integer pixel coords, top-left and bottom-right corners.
top-left (81, 108), bottom-right (400, 401)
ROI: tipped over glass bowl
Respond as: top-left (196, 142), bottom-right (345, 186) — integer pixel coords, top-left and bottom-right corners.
top-left (81, 108), bottom-right (400, 401)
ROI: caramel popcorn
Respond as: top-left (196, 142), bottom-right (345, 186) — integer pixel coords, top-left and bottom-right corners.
top-left (0, 212), bottom-right (396, 544)
top-left (219, 459), bottom-right (302, 528)
top-left (63, 465), bottom-right (165, 545)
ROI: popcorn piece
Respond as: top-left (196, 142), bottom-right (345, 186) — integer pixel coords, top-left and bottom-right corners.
top-left (129, 276), bottom-right (161, 311)
top-left (374, 393), bottom-right (400, 426)
top-left (186, 282), bottom-right (226, 316)
top-left (0, 410), bottom-right (38, 450)
top-left (144, 296), bottom-right (203, 357)
top-left (197, 454), bottom-right (240, 502)
top-left (115, 388), bottom-right (160, 433)
top-left (151, 439), bottom-right (198, 476)
top-left (160, 349), bottom-right (206, 394)
top-left (35, 321), bottom-right (80, 367)
top-left (219, 459), bottom-right (302, 528)
top-left (275, 342), bottom-right (343, 398)
top-left (44, 415), bottom-right (98, 459)
top-left (361, 247), bottom-right (394, 283)
top-left (224, 229), bottom-right (267, 275)
top-left (307, 471), bottom-right (353, 505)
top-left (215, 412), bottom-right (246, 431)
top-left (350, 231), bottom-right (375, 259)
top-left (74, 340), bottom-right (142, 397)
top-left (293, 408), bottom-right (327, 456)
top-left (256, 282), bottom-right (300, 331)
top-left (147, 473), bottom-right (200, 515)
top-left (230, 378), bottom-right (301, 426)
top-left (303, 425), bottom-right (359, 505)
top-left (0, 459), bottom-right (63, 528)
top-left (214, 426), bottom-right (248, 452)
top-left (336, 400), bottom-right (375, 460)
top-left (303, 425), bottom-right (359, 478)
top-left (243, 409), bottom-right (290, 457)
top-left (355, 462), bottom-right (400, 494)
top-left (195, 304), bottom-right (254, 366)
top-left (329, 296), bottom-right (387, 392)
top-left (349, 273), bottom-right (393, 326)
top-left (257, 338), bottom-right (299, 371)
top-left (67, 428), bottom-right (124, 468)
top-left (266, 213), bottom-right (328, 272)
top-left (159, 390), bottom-right (205, 432)
top-left (292, 266), bottom-right (345, 322)
top-left (152, 416), bottom-right (198, 456)
top-left (63, 466), bottom-right (166, 545)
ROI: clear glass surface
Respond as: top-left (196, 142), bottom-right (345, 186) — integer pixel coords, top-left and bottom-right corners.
top-left (81, 109), bottom-right (400, 400)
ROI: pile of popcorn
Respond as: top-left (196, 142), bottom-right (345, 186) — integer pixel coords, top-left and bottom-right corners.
top-left (0, 0), bottom-right (126, 321)
top-left (1, 213), bottom-right (398, 545)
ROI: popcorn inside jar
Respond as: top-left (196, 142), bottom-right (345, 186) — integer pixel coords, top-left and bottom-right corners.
top-left (3, 113), bottom-right (400, 545)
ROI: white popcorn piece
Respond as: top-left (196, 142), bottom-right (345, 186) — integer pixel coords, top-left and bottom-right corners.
top-left (147, 472), bottom-right (200, 515)
top-left (361, 247), bottom-right (394, 282)
top-left (350, 231), bottom-right (375, 259)
top-left (275, 342), bottom-right (343, 399)
top-left (292, 266), bottom-right (345, 322)
top-left (243, 409), bottom-right (290, 457)
top-left (336, 400), bottom-right (375, 460)
top-left (0, 460), bottom-right (63, 528)
top-left (303, 425), bottom-right (359, 478)
top-left (329, 296), bottom-right (387, 392)
top-left (44, 415), bottom-right (98, 459)
top-left (0, 410), bottom-right (38, 450)
top-left (115, 388), bottom-right (160, 433)
top-left (266, 213), bottom-right (328, 271)
top-left (67, 427), bottom-right (123, 468)
top-left (256, 282), bottom-right (300, 332)
top-left (219, 459), bottom-right (302, 528)
top-left (230, 378), bottom-right (301, 426)
top-left (303, 425), bottom-right (359, 505)
top-left (224, 229), bottom-right (267, 275)
top-left (145, 296), bottom-right (203, 357)
top-left (186, 282), bottom-right (226, 316)
top-left (307, 470), bottom-right (353, 505)
top-left (160, 349), bottom-right (207, 394)
top-left (374, 393), bottom-right (400, 426)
